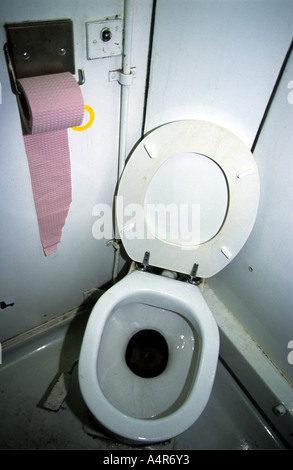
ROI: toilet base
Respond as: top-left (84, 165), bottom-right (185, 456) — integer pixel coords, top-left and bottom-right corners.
top-left (84, 411), bottom-right (174, 447)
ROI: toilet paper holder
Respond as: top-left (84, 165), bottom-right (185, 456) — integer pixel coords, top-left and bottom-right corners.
top-left (4, 19), bottom-right (85, 96)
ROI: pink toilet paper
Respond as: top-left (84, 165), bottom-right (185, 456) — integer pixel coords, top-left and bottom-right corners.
top-left (17, 72), bottom-right (84, 255)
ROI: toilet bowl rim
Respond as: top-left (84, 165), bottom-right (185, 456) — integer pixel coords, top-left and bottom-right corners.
top-left (82, 269), bottom-right (218, 343)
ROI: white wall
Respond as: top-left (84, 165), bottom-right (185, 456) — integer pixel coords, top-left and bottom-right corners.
top-left (0, 0), bottom-right (152, 341)
top-left (144, 0), bottom-right (293, 384)
top-left (145, 0), bottom-right (293, 147)
top-left (209, 51), bottom-right (293, 385)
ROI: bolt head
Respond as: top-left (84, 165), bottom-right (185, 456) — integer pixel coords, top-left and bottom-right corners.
top-left (101, 28), bottom-right (112, 42)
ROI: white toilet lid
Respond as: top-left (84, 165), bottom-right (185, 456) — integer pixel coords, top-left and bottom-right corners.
top-left (116, 120), bottom-right (260, 277)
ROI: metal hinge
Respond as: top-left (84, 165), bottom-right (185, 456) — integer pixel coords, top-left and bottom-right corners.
top-left (136, 251), bottom-right (150, 271)
top-left (187, 263), bottom-right (201, 285)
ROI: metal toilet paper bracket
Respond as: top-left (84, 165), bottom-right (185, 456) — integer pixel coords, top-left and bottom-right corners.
top-left (4, 19), bottom-right (85, 96)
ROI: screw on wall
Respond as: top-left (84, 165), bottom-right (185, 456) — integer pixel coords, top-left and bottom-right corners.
top-left (0, 296), bottom-right (15, 309)
top-left (272, 404), bottom-right (287, 417)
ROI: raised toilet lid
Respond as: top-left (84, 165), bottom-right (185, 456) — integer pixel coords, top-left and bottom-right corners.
top-left (116, 120), bottom-right (260, 278)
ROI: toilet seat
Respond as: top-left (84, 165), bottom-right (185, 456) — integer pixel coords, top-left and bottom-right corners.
top-left (116, 120), bottom-right (260, 277)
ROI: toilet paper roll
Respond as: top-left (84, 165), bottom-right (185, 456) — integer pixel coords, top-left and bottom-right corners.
top-left (16, 72), bottom-right (84, 255)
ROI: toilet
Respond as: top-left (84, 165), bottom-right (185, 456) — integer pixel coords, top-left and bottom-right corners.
top-left (78, 120), bottom-right (260, 444)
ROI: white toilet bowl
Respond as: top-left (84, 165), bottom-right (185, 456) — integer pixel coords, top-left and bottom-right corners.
top-left (79, 120), bottom-right (260, 444)
top-left (79, 269), bottom-right (219, 444)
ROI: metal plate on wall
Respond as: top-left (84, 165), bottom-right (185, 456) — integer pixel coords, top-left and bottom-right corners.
top-left (5, 19), bottom-right (75, 79)
top-left (86, 19), bottom-right (123, 59)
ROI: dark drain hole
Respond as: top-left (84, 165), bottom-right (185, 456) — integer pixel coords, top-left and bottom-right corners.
top-left (125, 329), bottom-right (169, 378)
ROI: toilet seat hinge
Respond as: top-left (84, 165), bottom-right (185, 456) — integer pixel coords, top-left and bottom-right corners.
top-left (188, 263), bottom-right (201, 285)
top-left (136, 251), bottom-right (150, 271)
